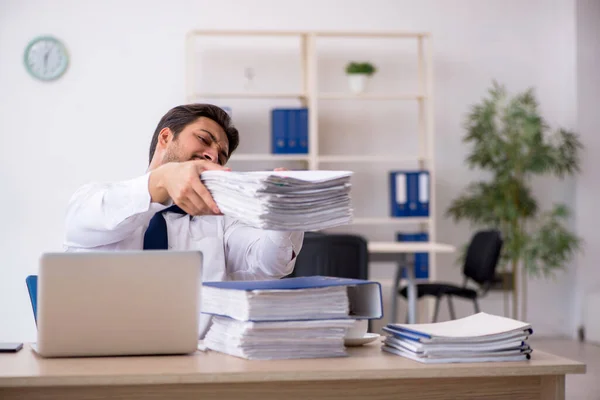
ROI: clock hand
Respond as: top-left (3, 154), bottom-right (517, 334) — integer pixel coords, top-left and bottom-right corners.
top-left (44, 51), bottom-right (49, 69)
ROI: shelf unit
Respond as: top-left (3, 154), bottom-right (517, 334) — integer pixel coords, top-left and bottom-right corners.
top-left (185, 29), bottom-right (437, 280)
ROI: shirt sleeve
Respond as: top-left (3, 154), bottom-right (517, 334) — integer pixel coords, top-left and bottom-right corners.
top-left (223, 217), bottom-right (304, 281)
top-left (63, 172), bottom-right (170, 248)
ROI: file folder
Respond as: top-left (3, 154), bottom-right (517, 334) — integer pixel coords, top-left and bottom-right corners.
top-left (389, 171), bottom-right (408, 217)
top-left (297, 108), bottom-right (308, 154)
top-left (271, 108), bottom-right (309, 154)
top-left (415, 171), bottom-right (430, 217)
top-left (271, 109), bottom-right (288, 154)
top-left (397, 232), bottom-right (429, 279)
top-left (389, 170), bottom-right (430, 217)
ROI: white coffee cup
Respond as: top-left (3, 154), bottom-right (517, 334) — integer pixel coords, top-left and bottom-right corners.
top-left (345, 319), bottom-right (368, 340)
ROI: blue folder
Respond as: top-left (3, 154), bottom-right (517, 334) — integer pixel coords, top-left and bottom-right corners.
top-left (389, 170), bottom-right (430, 217)
top-left (397, 232), bottom-right (429, 280)
top-left (271, 108), bottom-right (309, 154)
top-left (271, 109), bottom-right (288, 154)
top-left (25, 275), bottom-right (38, 325)
top-left (414, 170), bottom-right (430, 217)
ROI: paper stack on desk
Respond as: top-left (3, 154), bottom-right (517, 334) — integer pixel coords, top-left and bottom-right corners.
top-left (200, 170), bottom-right (353, 231)
top-left (202, 276), bottom-right (383, 360)
top-left (205, 316), bottom-right (355, 360)
top-left (382, 312), bottom-right (533, 364)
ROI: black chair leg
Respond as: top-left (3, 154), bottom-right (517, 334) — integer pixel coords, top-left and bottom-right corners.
top-left (447, 296), bottom-right (456, 320)
top-left (433, 296), bottom-right (441, 322)
top-left (473, 298), bottom-right (480, 313)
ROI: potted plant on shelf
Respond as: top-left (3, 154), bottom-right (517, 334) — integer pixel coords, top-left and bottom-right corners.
top-left (445, 81), bottom-right (583, 321)
top-left (345, 61), bottom-right (376, 94)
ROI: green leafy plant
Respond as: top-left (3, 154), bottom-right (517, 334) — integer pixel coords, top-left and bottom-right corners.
top-left (445, 81), bottom-right (583, 319)
top-left (345, 62), bottom-right (376, 76)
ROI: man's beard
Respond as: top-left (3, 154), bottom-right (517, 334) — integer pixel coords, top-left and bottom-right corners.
top-left (161, 145), bottom-right (183, 164)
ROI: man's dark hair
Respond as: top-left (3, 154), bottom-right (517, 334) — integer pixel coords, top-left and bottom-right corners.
top-left (148, 103), bottom-right (239, 164)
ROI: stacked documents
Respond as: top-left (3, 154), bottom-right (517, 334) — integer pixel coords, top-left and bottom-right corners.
top-left (200, 170), bottom-right (353, 231)
top-left (202, 284), bottom-right (350, 321)
top-left (205, 316), bottom-right (355, 360)
top-left (202, 276), bottom-right (382, 360)
top-left (382, 312), bottom-right (533, 364)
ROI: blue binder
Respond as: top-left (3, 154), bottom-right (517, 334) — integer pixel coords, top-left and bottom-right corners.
top-left (390, 171), bottom-right (408, 217)
top-left (297, 108), bottom-right (309, 154)
top-left (415, 171), bottom-right (430, 217)
top-left (287, 109), bottom-right (298, 153)
top-left (271, 109), bottom-right (288, 154)
top-left (271, 108), bottom-right (309, 154)
top-left (390, 170), bottom-right (430, 217)
top-left (397, 233), bottom-right (429, 280)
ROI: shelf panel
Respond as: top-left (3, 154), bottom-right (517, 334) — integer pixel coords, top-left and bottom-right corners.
top-left (191, 93), bottom-right (307, 100)
top-left (187, 30), bottom-right (429, 38)
top-left (350, 217), bottom-right (430, 225)
top-left (229, 154), bottom-right (310, 162)
top-left (229, 155), bottom-right (425, 163)
top-left (188, 30), bottom-right (306, 37)
top-left (318, 155), bottom-right (424, 163)
top-left (315, 31), bottom-right (429, 39)
top-left (318, 93), bottom-right (425, 101)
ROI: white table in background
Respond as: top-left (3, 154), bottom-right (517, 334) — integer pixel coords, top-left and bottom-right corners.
top-left (368, 241), bottom-right (456, 324)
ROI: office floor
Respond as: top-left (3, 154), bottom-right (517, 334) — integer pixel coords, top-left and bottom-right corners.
top-left (531, 338), bottom-right (600, 399)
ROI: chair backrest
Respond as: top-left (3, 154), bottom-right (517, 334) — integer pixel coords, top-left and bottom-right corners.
top-left (25, 275), bottom-right (38, 326)
top-left (463, 230), bottom-right (503, 286)
top-left (289, 233), bottom-right (368, 280)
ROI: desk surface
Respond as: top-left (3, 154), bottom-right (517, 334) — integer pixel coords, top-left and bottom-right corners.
top-left (368, 241), bottom-right (456, 253)
top-left (0, 342), bottom-right (585, 388)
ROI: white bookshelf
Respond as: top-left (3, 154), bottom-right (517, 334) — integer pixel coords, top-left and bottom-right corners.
top-left (185, 29), bottom-right (438, 285)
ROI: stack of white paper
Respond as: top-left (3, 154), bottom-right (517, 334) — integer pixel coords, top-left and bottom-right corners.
top-left (204, 316), bottom-right (355, 360)
top-left (201, 276), bottom-right (380, 360)
top-left (201, 285), bottom-right (350, 321)
top-left (382, 312), bottom-right (533, 364)
top-left (200, 170), bottom-right (353, 230)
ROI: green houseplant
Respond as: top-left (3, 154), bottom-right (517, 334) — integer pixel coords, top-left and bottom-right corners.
top-left (445, 81), bottom-right (583, 320)
top-left (345, 62), bottom-right (376, 94)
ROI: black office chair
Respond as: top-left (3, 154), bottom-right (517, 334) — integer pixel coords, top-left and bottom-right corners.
top-left (289, 232), bottom-right (368, 280)
top-left (398, 229), bottom-right (503, 322)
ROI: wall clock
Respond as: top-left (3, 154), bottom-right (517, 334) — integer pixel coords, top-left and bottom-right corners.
top-left (23, 36), bottom-right (69, 81)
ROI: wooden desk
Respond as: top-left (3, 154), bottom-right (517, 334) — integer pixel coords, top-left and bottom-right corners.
top-left (0, 343), bottom-right (584, 400)
top-left (368, 241), bottom-right (456, 324)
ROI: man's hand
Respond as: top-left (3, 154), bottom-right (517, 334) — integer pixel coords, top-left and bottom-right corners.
top-left (149, 160), bottom-right (230, 215)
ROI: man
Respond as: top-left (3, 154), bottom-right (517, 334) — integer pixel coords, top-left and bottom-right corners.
top-left (63, 103), bottom-right (304, 337)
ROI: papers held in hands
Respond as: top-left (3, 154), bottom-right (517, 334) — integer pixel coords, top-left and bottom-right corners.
top-left (202, 276), bottom-right (383, 360)
top-left (200, 170), bottom-right (353, 231)
top-left (382, 312), bottom-right (534, 364)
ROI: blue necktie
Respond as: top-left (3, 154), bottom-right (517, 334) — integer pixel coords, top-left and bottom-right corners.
top-left (143, 205), bottom-right (187, 250)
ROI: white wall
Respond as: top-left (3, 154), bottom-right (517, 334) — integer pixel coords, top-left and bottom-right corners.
top-left (0, 0), bottom-right (581, 342)
top-left (574, 0), bottom-right (600, 341)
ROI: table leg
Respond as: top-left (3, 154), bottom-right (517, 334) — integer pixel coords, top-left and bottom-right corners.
top-left (390, 254), bottom-right (414, 324)
top-left (540, 375), bottom-right (565, 400)
top-left (390, 258), bottom-right (403, 324)
top-left (405, 254), bottom-right (417, 324)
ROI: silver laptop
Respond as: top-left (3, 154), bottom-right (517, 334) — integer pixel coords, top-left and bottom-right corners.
top-left (33, 251), bottom-right (202, 358)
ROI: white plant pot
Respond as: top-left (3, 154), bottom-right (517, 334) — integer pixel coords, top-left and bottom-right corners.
top-left (348, 74), bottom-right (369, 94)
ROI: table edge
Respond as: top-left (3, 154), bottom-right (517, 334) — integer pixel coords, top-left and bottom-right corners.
top-left (0, 363), bottom-right (586, 388)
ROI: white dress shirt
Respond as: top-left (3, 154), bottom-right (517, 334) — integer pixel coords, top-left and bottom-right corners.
top-left (62, 172), bottom-right (304, 338)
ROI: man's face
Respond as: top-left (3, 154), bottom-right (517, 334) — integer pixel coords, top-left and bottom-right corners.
top-left (162, 117), bottom-right (230, 166)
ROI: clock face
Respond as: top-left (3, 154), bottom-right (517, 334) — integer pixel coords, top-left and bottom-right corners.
top-left (24, 36), bottom-right (69, 81)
